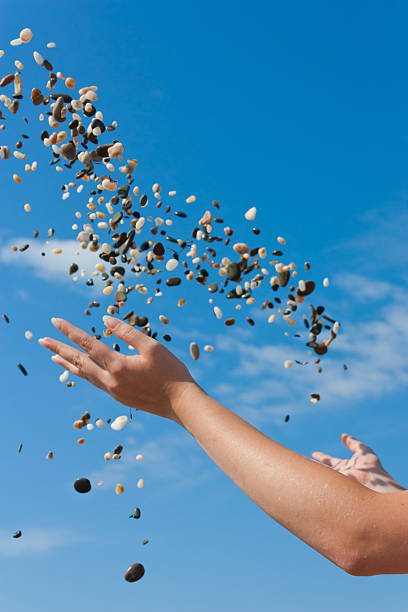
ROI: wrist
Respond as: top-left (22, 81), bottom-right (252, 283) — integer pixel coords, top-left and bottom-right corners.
top-left (165, 379), bottom-right (204, 426)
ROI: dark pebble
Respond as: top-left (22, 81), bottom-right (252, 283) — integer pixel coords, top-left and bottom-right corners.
top-left (74, 478), bottom-right (91, 494)
top-left (284, 415), bottom-right (290, 422)
top-left (166, 277), bottom-right (181, 287)
top-left (124, 563), bottom-right (145, 583)
top-left (12, 531), bottom-right (22, 539)
top-left (130, 507), bottom-right (141, 519)
top-left (2, 313), bottom-right (9, 323)
top-left (17, 363), bottom-right (27, 376)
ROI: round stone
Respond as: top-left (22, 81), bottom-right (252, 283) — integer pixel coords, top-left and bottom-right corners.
top-left (124, 563), bottom-right (145, 583)
top-left (111, 415), bottom-right (128, 431)
top-left (74, 478), bottom-right (91, 494)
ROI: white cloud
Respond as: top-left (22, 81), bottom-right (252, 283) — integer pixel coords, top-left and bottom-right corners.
top-left (212, 276), bottom-right (408, 425)
top-left (90, 429), bottom-right (212, 491)
top-left (0, 528), bottom-right (83, 557)
top-left (0, 238), bottom-right (100, 283)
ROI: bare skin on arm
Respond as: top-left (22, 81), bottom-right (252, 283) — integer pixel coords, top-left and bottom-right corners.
top-left (39, 316), bottom-right (408, 577)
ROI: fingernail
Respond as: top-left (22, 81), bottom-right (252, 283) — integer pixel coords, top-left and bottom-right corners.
top-left (51, 355), bottom-right (63, 364)
top-left (38, 338), bottom-right (51, 348)
top-left (103, 315), bottom-right (118, 328)
top-left (51, 317), bottom-right (62, 329)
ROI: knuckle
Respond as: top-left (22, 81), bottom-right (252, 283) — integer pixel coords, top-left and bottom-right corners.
top-left (79, 335), bottom-right (94, 354)
top-left (109, 357), bottom-right (124, 376)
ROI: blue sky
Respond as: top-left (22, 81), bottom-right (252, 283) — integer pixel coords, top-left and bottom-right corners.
top-left (1, 1), bottom-right (408, 610)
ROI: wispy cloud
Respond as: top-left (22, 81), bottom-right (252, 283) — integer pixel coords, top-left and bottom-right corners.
top-left (90, 429), bottom-right (212, 491)
top-left (0, 238), bottom-right (100, 283)
top-left (0, 527), bottom-right (84, 557)
top-left (211, 275), bottom-right (408, 425)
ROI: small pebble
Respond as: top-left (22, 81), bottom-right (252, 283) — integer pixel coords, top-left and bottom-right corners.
top-left (124, 563), bottom-right (145, 583)
top-left (74, 478), bottom-right (91, 494)
top-left (136, 454), bottom-right (144, 461)
top-left (137, 478), bottom-right (144, 489)
top-left (244, 206), bottom-right (257, 221)
top-left (24, 330), bottom-right (33, 340)
top-left (284, 360), bottom-right (293, 368)
top-left (13, 530), bottom-right (22, 538)
top-left (189, 342), bottom-right (199, 360)
top-left (116, 483), bottom-right (125, 495)
top-left (111, 415), bottom-right (128, 431)
top-left (323, 277), bottom-right (329, 287)
top-left (59, 370), bottom-right (69, 383)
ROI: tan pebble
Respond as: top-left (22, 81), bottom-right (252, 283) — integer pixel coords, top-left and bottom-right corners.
top-left (277, 236), bottom-right (286, 245)
top-left (14, 60), bottom-right (24, 70)
top-left (65, 77), bottom-right (75, 89)
top-left (159, 314), bottom-right (169, 324)
top-left (52, 248), bottom-right (62, 254)
top-left (46, 451), bottom-right (53, 460)
top-left (323, 277), bottom-right (329, 287)
top-left (25, 330), bottom-right (33, 340)
top-left (284, 360), bottom-right (294, 368)
top-left (213, 306), bottom-right (222, 319)
top-left (204, 345), bottom-right (214, 351)
top-left (186, 195), bottom-right (196, 203)
top-left (77, 438), bottom-right (85, 445)
top-left (136, 454), bottom-right (144, 461)
top-left (24, 203), bottom-right (31, 212)
top-left (103, 286), bottom-right (113, 296)
top-left (13, 174), bottom-right (22, 183)
top-left (177, 299), bottom-right (186, 307)
top-left (189, 342), bottom-right (200, 360)
top-left (115, 483), bottom-right (125, 495)
top-left (19, 28), bottom-right (32, 43)
top-left (137, 478), bottom-right (144, 489)
top-left (46, 42), bottom-right (56, 48)
top-left (233, 242), bottom-right (249, 254)
top-left (267, 314), bottom-right (276, 323)
top-left (168, 190), bottom-right (176, 196)
top-left (10, 39), bottom-right (22, 46)
top-left (104, 452), bottom-right (112, 461)
top-left (0, 50), bottom-right (4, 59)
top-left (73, 420), bottom-right (84, 429)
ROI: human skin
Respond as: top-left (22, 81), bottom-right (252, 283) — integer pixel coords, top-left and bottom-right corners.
top-left (38, 316), bottom-right (408, 576)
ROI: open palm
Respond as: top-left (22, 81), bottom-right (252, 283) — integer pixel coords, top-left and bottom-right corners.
top-left (312, 433), bottom-right (405, 493)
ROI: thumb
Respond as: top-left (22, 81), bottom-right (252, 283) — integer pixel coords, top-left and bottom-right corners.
top-left (102, 316), bottom-right (154, 351)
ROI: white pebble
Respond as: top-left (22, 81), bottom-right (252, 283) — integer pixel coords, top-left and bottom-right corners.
top-left (186, 195), bottom-right (196, 203)
top-left (95, 418), bottom-right (106, 428)
top-left (244, 206), bottom-right (257, 221)
top-left (86, 423), bottom-right (94, 431)
top-left (46, 42), bottom-right (56, 48)
top-left (136, 454), bottom-right (144, 462)
top-left (284, 360), bottom-right (293, 369)
top-left (24, 330), bottom-right (33, 340)
top-left (137, 478), bottom-right (144, 489)
top-left (323, 277), bottom-right (330, 287)
top-left (213, 306), bottom-right (222, 319)
top-left (10, 38), bottom-right (22, 46)
top-left (277, 236), bottom-right (286, 245)
top-left (59, 370), bottom-right (69, 383)
top-left (111, 415), bottom-right (128, 431)
top-left (204, 345), bottom-right (214, 352)
top-left (166, 258), bottom-right (179, 271)
top-left (104, 452), bottom-right (112, 461)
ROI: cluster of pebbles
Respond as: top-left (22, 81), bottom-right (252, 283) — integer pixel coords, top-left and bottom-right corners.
top-left (1, 27), bottom-right (342, 583)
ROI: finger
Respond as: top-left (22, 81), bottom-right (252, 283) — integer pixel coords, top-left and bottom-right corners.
top-left (311, 451), bottom-right (343, 468)
top-left (102, 316), bottom-right (154, 351)
top-left (341, 433), bottom-right (367, 454)
top-left (51, 317), bottom-right (113, 369)
top-left (51, 354), bottom-right (106, 391)
top-left (39, 337), bottom-right (105, 382)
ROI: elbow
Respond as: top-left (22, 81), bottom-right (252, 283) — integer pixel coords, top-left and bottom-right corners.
top-left (339, 541), bottom-right (378, 577)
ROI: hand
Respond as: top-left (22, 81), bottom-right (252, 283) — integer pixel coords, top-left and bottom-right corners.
top-left (38, 316), bottom-right (196, 422)
top-left (312, 433), bottom-right (405, 493)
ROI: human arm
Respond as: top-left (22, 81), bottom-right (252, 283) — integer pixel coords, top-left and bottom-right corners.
top-left (312, 433), bottom-right (406, 493)
top-left (38, 316), bottom-right (408, 576)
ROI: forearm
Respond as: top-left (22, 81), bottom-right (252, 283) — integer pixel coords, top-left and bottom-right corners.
top-left (170, 381), bottom-right (375, 573)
